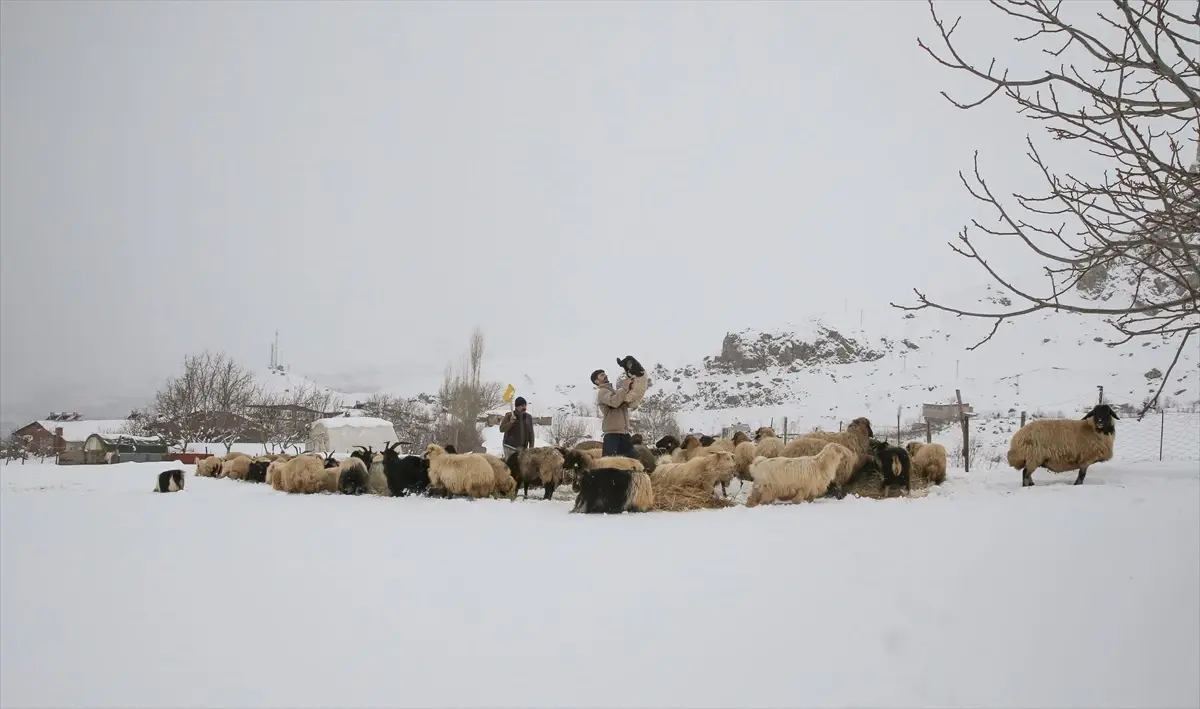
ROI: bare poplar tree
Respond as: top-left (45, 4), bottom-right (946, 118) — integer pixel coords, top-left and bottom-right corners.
top-left (434, 327), bottom-right (505, 452)
top-left (895, 0), bottom-right (1199, 417)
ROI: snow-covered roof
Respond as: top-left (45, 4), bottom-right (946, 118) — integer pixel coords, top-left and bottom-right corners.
top-left (313, 416), bottom-right (395, 429)
top-left (35, 419), bottom-right (128, 442)
top-left (88, 433), bottom-right (163, 443)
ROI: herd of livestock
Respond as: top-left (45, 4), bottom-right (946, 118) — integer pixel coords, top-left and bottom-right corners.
top-left (154, 402), bottom-right (1122, 513)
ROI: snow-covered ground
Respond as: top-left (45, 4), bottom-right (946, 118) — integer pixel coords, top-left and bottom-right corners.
top-left (2, 458), bottom-right (1197, 708)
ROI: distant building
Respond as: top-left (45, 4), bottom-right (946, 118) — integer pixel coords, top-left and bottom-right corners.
top-left (81, 433), bottom-right (168, 465)
top-left (11, 414), bottom-right (130, 454)
top-left (922, 403), bottom-right (975, 422)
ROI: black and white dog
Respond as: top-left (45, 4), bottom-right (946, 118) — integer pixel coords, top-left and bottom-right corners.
top-left (152, 468), bottom-right (186, 493)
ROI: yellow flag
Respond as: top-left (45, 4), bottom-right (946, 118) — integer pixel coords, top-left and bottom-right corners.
top-left (502, 383), bottom-right (516, 403)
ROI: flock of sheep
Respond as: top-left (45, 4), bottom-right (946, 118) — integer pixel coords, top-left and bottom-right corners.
top-left (163, 402), bottom-right (1120, 512)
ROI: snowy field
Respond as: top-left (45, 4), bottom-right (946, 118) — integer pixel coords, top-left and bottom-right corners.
top-left (2, 459), bottom-right (1198, 708)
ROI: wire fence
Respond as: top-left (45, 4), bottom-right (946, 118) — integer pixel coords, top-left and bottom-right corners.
top-left (697, 410), bottom-right (1199, 471)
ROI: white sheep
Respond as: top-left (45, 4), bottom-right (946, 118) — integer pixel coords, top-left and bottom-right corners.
top-left (1007, 403), bottom-right (1118, 487)
top-left (746, 442), bottom-right (854, 507)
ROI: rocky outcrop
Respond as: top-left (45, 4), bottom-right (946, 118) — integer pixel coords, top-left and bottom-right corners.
top-left (705, 326), bottom-right (887, 373)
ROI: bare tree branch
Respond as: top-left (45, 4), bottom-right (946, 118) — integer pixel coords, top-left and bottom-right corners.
top-left (899, 0), bottom-right (1200, 417)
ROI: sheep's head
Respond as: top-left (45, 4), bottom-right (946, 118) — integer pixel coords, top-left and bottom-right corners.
top-left (699, 435), bottom-right (716, 446)
top-left (819, 442), bottom-right (854, 471)
top-left (731, 431), bottom-right (750, 445)
top-left (680, 435), bottom-right (701, 451)
top-left (562, 449), bottom-right (591, 474)
top-left (630, 433), bottom-right (644, 445)
top-left (706, 451), bottom-right (737, 480)
top-left (1083, 404), bottom-right (1119, 435)
top-left (322, 453), bottom-right (339, 469)
top-left (442, 444), bottom-right (458, 454)
top-left (868, 438), bottom-right (889, 456)
top-left (754, 426), bottom-right (776, 441)
top-left (905, 441), bottom-right (924, 457)
top-left (655, 435), bottom-right (681, 453)
top-left (424, 443), bottom-right (446, 459)
top-left (847, 417), bottom-right (874, 439)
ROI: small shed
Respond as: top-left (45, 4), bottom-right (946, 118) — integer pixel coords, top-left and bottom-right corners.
top-left (922, 403), bottom-right (975, 422)
top-left (307, 416), bottom-right (400, 454)
top-left (82, 433), bottom-right (168, 464)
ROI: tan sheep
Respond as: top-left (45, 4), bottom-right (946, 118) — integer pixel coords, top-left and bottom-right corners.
top-left (426, 444), bottom-right (496, 499)
top-left (195, 455), bottom-right (224, 478)
top-left (266, 458), bottom-right (292, 489)
top-left (780, 417), bottom-right (874, 486)
top-left (905, 441), bottom-right (948, 487)
top-left (588, 453), bottom-right (645, 472)
top-left (276, 454), bottom-right (335, 494)
top-left (223, 451), bottom-right (251, 461)
top-left (733, 436), bottom-right (785, 481)
top-left (510, 446), bottom-right (566, 500)
top-left (574, 440), bottom-right (604, 455)
top-left (746, 442), bottom-right (854, 507)
top-left (670, 434), bottom-right (707, 462)
top-left (1007, 404), bottom-right (1118, 487)
top-left (220, 455), bottom-right (252, 481)
top-left (651, 450), bottom-right (737, 496)
top-left (480, 453), bottom-right (518, 498)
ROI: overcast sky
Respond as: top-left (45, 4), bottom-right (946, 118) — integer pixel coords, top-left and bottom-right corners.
top-left (1, 0), bottom-right (1094, 423)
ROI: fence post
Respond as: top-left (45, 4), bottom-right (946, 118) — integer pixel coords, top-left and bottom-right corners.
top-left (925, 419), bottom-right (932, 443)
top-left (839, 421), bottom-right (844, 432)
top-left (896, 406), bottom-right (901, 445)
top-left (1159, 410), bottom-right (1165, 461)
top-left (1020, 410), bottom-right (1026, 428)
top-left (783, 417), bottom-right (788, 443)
top-left (956, 388), bottom-right (969, 473)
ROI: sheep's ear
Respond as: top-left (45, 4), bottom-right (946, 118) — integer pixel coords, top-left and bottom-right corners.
top-left (1082, 410), bottom-right (1095, 420)
top-left (1109, 408), bottom-right (1119, 419)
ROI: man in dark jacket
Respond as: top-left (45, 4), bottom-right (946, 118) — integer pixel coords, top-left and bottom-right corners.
top-left (500, 396), bottom-right (535, 459)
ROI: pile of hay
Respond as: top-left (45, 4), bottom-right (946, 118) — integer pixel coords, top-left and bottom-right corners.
top-left (651, 482), bottom-right (735, 512)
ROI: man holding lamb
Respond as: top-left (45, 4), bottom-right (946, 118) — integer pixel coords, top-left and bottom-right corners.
top-left (591, 369), bottom-right (637, 457)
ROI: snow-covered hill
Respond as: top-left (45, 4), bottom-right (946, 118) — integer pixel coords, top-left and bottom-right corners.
top-left (472, 283), bottom-right (1196, 433)
top-left (144, 282), bottom-right (1197, 466)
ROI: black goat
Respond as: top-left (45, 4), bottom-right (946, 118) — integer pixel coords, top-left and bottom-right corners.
top-left (380, 441), bottom-right (429, 497)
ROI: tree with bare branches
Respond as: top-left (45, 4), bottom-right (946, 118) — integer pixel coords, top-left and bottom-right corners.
top-left (894, 0), bottom-right (1199, 418)
top-left (434, 328), bottom-right (505, 452)
top-left (254, 382), bottom-right (342, 454)
top-left (543, 413), bottom-right (591, 447)
top-left (362, 392), bottom-right (437, 452)
top-left (632, 392), bottom-right (683, 443)
top-left (148, 351), bottom-right (261, 451)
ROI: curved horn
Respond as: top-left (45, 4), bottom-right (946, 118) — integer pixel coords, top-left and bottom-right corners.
top-left (352, 445), bottom-right (367, 452)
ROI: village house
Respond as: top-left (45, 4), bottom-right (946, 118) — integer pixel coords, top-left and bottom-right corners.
top-left (10, 413), bottom-right (132, 455)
